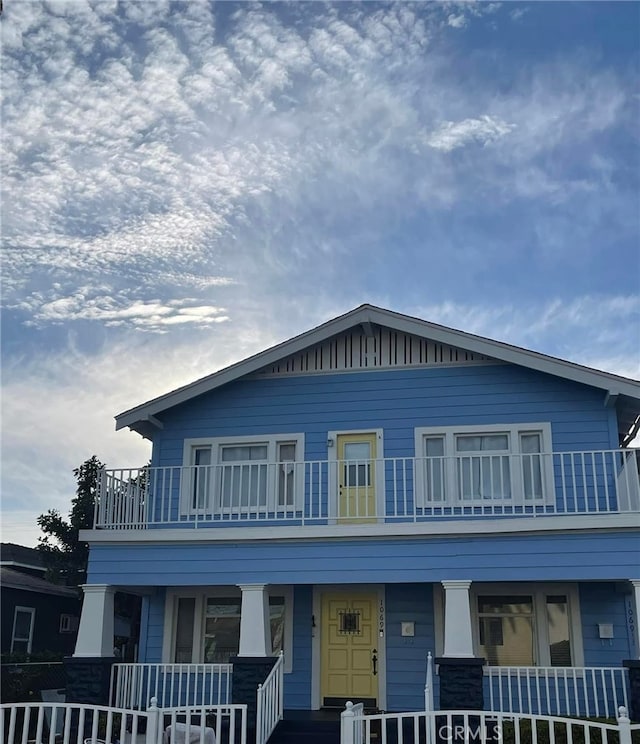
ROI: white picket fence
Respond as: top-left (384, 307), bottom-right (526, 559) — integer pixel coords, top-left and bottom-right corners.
top-left (341, 705), bottom-right (640, 744)
top-left (255, 652), bottom-right (284, 744)
top-left (0, 698), bottom-right (248, 744)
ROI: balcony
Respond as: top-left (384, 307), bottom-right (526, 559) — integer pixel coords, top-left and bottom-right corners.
top-left (94, 448), bottom-right (640, 530)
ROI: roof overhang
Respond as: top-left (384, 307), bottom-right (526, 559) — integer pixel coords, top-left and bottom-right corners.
top-left (116, 304), bottom-right (640, 440)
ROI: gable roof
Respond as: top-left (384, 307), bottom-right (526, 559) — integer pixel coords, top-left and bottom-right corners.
top-left (116, 304), bottom-right (640, 441)
top-left (1, 567), bottom-right (80, 598)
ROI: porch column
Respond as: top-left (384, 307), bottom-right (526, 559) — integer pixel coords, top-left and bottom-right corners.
top-left (437, 580), bottom-right (485, 712)
top-left (238, 583), bottom-right (271, 656)
top-left (623, 579), bottom-right (640, 721)
top-left (442, 580), bottom-right (474, 657)
top-left (74, 584), bottom-right (116, 657)
top-left (231, 584), bottom-right (277, 737)
top-left (65, 584), bottom-right (116, 706)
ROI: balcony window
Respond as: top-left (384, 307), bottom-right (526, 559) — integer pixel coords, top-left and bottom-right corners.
top-left (415, 423), bottom-right (553, 506)
top-left (182, 435), bottom-right (304, 514)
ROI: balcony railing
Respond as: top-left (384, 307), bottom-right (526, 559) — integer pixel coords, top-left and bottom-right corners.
top-left (94, 448), bottom-right (639, 529)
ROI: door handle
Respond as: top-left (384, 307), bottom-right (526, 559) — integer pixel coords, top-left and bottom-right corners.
top-left (372, 649), bottom-right (378, 676)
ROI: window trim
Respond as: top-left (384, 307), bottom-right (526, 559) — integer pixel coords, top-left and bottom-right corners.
top-left (163, 587), bottom-right (294, 673)
top-left (11, 606), bottom-right (35, 654)
top-left (470, 583), bottom-right (584, 669)
top-left (59, 614), bottom-right (79, 633)
top-left (182, 434), bottom-right (305, 515)
top-left (414, 423), bottom-right (554, 506)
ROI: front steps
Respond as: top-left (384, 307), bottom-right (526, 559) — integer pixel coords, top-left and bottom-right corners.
top-left (267, 710), bottom-right (341, 744)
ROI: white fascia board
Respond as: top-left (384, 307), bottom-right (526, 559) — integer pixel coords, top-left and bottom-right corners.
top-left (79, 512), bottom-right (640, 545)
top-left (115, 304), bottom-right (640, 432)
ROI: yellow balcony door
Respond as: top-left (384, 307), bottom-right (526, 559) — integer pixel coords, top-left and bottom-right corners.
top-left (320, 592), bottom-right (379, 708)
top-left (337, 432), bottom-right (377, 521)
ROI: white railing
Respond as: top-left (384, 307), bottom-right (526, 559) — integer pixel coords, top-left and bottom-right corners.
top-left (484, 665), bottom-right (630, 718)
top-left (161, 704), bottom-right (248, 744)
top-left (340, 701), bottom-right (365, 744)
top-left (110, 663), bottom-right (233, 709)
top-left (0, 700), bottom-right (155, 744)
top-left (340, 705), bottom-right (639, 744)
top-left (95, 448), bottom-right (640, 529)
top-left (255, 651), bottom-right (284, 744)
top-left (0, 699), bottom-right (249, 744)
top-left (424, 652), bottom-right (434, 712)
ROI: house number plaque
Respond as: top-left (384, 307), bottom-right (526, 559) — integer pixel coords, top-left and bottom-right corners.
top-left (379, 599), bottom-right (385, 637)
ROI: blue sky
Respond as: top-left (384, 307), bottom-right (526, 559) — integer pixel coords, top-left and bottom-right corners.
top-left (1, 1), bottom-right (639, 547)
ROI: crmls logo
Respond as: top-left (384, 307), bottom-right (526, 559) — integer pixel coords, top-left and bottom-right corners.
top-left (437, 722), bottom-right (503, 742)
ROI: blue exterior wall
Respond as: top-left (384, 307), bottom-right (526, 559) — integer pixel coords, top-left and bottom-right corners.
top-left (87, 531), bottom-right (638, 586)
top-left (152, 364), bottom-right (618, 469)
top-left (579, 582), bottom-right (635, 663)
top-left (385, 583), bottom-right (436, 711)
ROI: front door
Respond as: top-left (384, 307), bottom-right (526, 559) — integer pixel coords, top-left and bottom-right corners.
top-left (337, 432), bottom-right (377, 521)
top-left (320, 592), bottom-right (379, 708)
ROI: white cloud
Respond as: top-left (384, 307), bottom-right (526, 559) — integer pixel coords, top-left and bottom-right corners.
top-left (447, 14), bottom-right (467, 29)
top-left (426, 115), bottom-right (516, 152)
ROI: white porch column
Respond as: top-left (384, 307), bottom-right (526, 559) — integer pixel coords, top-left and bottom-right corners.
top-left (238, 584), bottom-right (271, 657)
top-left (73, 584), bottom-right (115, 657)
top-left (631, 580), bottom-right (640, 659)
top-left (442, 580), bottom-right (474, 658)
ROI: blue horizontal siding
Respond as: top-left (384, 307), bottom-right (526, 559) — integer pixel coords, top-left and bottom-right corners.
top-left (385, 584), bottom-right (435, 711)
top-left (152, 365), bottom-right (616, 469)
top-left (579, 582), bottom-right (634, 664)
top-left (284, 585), bottom-right (312, 709)
top-left (87, 531), bottom-right (638, 586)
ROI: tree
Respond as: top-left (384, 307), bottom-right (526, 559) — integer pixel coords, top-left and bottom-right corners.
top-left (37, 455), bottom-right (104, 586)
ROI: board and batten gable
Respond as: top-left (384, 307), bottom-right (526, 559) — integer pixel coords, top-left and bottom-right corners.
top-left (149, 362), bottom-right (619, 469)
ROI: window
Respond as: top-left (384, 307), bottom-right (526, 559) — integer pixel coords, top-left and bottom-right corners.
top-left (472, 585), bottom-right (580, 668)
top-left (182, 435), bottom-right (304, 513)
top-left (415, 424), bottom-right (553, 505)
top-left (165, 588), bottom-right (294, 672)
top-left (59, 614), bottom-right (79, 633)
top-left (11, 607), bottom-right (35, 654)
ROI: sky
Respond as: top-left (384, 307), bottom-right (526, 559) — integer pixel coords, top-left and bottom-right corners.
top-left (1, 0), bottom-right (639, 548)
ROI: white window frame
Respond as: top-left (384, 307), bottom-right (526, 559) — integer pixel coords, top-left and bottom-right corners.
top-left (181, 434), bottom-right (305, 515)
top-left (414, 423), bottom-right (554, 506)
top-left (432, 582), bottom-right (584, 669)
top-left (471, 583), bottom-right (584, 669)
top-left (11, 606), bottom-right (35, 654)
top-left (162, 587), bottom-right (294, 673)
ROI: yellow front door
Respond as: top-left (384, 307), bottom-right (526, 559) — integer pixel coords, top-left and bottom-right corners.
top-left (337, 433), bottom-right (377, 521)
top-left (320, 592), bottom-right (379, 707)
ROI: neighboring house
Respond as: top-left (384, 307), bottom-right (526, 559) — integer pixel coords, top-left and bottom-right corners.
top-left (1, 543), bottom-right (80, 657)
top-left (74, 305), bottom-right (640, 715)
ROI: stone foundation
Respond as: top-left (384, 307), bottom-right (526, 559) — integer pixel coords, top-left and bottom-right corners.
top-left (436, 657), bottom-right (485, 711)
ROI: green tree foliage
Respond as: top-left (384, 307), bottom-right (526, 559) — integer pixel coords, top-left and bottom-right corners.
top-left (37, 455), bottom-right (104, 586)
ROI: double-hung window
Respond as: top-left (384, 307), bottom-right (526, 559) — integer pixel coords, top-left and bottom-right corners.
top-left (183, 435), bottom-right (303, 513)
top-left (415, 424), bottom-right (552, 505)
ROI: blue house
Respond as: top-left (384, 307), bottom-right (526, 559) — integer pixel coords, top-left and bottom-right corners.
top-left (72, 305), bottom-right (640, 720)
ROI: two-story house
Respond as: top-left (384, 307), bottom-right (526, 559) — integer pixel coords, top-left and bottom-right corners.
top-left (71, 305), bottom-right (640, 719)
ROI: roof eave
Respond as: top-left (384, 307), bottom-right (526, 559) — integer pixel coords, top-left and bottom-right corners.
top-left (115, 304), bottom-right (640, 433)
